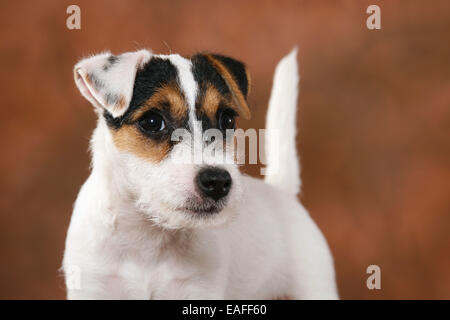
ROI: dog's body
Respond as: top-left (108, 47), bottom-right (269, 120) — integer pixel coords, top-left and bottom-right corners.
top-left (63, 49), bottom-right (338, 299)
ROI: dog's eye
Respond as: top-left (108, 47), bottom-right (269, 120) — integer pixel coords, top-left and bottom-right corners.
top-left (138, 111), bottom-right (166, 133)
top-left (218, 108), bottom-right (237, 131)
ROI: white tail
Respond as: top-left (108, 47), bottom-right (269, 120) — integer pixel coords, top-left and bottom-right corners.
top-left (264, 48), bottom-right (301, 196)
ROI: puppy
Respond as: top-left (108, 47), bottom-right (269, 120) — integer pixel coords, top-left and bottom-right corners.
top-left (62, 48), bottom-right (338, 299)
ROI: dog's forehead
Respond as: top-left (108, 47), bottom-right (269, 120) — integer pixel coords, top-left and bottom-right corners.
top-left (126, 54), bottom-right (219, 114)
top-left (127, 54), bottom-right (194, 116)
top-left (121, 53), bottom-right (231, 125)
top-left (190, 53), bottom-right (230, 97)
top-left (151, 54), bottom-right (198, 111)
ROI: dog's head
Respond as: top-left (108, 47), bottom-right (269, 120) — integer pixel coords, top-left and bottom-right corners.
top-left (74, 49), bottom-right (251, 229)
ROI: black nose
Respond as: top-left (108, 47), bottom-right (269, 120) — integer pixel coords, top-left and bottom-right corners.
top-left (196, 168), bottom-right (232, 201)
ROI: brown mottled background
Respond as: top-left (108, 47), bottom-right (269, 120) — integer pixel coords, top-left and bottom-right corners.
top-left (0, 0), bottom-right (449, 299)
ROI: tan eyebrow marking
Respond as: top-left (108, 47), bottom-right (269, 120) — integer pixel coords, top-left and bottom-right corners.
top-left (111, 125), bottom-right (171, 163)
top-left (204, 54), bottom-right (251, 120)
top-left (130, 82), bottom-right (188, 122)
top-left (201, 84), bottom-right (223, 121)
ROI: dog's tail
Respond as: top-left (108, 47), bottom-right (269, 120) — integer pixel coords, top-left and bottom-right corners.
top-left (264, 48), bottom-right (301, 196)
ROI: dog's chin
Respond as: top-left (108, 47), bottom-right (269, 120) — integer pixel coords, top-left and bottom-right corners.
top-left (180, 197), bottom-right (227, 216)
top-left (139, 196), bottom-right (233, 230)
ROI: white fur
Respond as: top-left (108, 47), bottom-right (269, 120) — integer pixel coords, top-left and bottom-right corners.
top-left (63, 50), bottom-right (338, 299)
top-left (74, 49), bottom-right (152, 117)
top-left (265, 48), bottom-right (301, 195)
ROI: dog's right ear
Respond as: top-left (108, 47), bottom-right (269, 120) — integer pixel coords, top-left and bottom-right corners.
top-left (74, 49), bottom-right (152, 118)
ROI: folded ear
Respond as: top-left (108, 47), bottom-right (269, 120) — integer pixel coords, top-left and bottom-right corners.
top-left (74, 49), bottom-right (152, 118)
top-left (205, 54), bottom-right (251, 120)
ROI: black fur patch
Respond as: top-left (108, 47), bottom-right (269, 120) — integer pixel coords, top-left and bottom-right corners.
top-left (108, 55), bottom-right (119, 64)
top-left (191, 54), bottom-right (230, 98)
top-left (211, 54), bottom-right (248, 97)
top-left (104, 57), bottom-right (179, 129)
top-left (196, 109), bottom-right (213, 131)
top-left (191, 53), bottom-right (249, 121)
top-left (103, 55), bottom-right (119, 72)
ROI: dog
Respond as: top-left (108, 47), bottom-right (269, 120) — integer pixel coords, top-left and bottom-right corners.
top-left (62, 48), bottom-right (339, 299)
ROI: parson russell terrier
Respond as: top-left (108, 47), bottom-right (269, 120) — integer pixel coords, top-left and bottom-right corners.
top-left (62, 48), bottom-right (339, 299)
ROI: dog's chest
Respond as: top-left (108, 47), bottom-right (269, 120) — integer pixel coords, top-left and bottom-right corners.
top-left (104, 232), bottom-right (223, 299)
top-left (111, 257), bottom-right (195, 299)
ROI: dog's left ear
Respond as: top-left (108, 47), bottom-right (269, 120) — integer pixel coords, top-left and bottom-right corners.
top-left (74, 49), bottom-right (152, 118)
top-left (205, 54), bottom-right (251, 120)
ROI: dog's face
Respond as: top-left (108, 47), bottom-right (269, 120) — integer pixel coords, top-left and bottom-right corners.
top-left (74, 50), bottom-right (251, 229)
